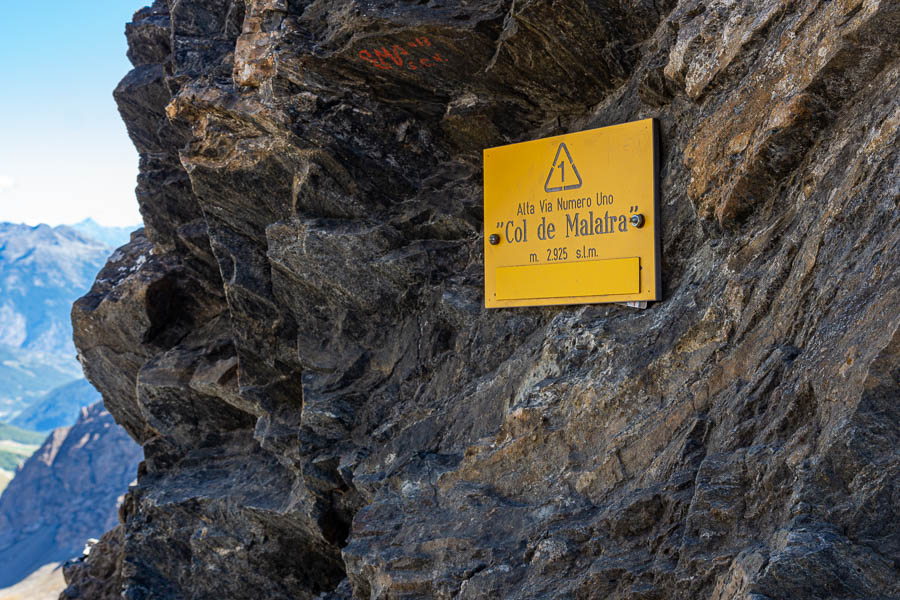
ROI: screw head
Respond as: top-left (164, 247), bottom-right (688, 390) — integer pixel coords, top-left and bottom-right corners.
top-left (630, 214), bottom-right (645, 228)
top-left (489, 234), bottom-right (501, 245)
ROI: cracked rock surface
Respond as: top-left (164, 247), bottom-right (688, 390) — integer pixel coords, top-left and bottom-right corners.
top-left (67, 0), bottom-right (899, 598)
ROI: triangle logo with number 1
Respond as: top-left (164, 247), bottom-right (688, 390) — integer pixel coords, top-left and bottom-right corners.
top-left (544, 142), bottom-right (583, 193)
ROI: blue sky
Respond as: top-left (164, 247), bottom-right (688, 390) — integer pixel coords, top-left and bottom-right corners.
top-left (0, 1), bottom-right (144, 227)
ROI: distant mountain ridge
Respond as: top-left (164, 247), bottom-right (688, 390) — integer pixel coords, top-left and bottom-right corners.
top-left (0, 221), bottom-right (137, 420)
top-left (10, 379), bottom-right (101, 433)
top-left (0, 402), bottom-right (142, 588)
top-left (68, 219), bottom-right (134, 249)
top-left (0, 223), bottom-right (106, 355)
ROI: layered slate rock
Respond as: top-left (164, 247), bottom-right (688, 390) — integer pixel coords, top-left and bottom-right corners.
top-left (69, 0), bottom-right (900, 598)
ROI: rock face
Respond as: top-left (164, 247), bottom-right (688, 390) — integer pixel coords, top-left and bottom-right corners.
top-left (69, 0), bottom-right (899, 598)
top-left (59, 526), bottom-right (126, 600)
top-left (0, 403), bottom-right (142, 588)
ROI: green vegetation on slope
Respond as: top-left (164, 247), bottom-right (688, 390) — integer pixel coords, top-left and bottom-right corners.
top-left (0, 444), bottom-right (40, 472)
top-left (0, 469), bottom-right (12, 496)
top-left (0, 422), bottom-right (45, 445)
top-left (0, 422), bottom-right (43, 480)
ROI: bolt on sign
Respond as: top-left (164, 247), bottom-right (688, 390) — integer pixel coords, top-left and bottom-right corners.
top-left (483, 118), bottom-right (660, 308)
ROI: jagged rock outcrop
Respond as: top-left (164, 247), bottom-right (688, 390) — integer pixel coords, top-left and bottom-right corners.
top-left (59, 526), bottom-right (126, 600)
top-left (69, 0), bottom-right (899, 598)
top-left (0, 403), bottom-right (141, 588)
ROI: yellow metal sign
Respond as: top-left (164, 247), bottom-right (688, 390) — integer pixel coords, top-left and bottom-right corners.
top-left (483, 118), bottom-right (660, 308)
